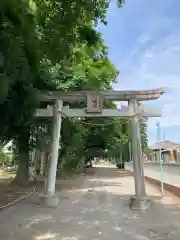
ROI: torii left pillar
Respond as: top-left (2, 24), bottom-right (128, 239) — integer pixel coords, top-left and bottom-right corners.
top-left (40, 99), bottom-right (63, 207)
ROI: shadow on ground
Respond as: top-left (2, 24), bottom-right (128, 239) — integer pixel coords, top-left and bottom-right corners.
top-left (1, 166), bottom-right (180, 240)
top-left (0, 170), bottom-right (34, 207)
top-left (86, 166), bottom-right (132, 178)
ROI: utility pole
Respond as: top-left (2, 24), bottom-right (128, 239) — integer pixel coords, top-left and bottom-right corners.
top-left (163, 131), bottom-right (166, 141)
top-left (156, 121), bottom-right (160, 143)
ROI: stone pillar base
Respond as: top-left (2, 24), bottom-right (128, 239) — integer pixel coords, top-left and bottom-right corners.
top-left (129, 195), bottom-right (151, 210)
top-left (39, 194), bottom-right (59, 207)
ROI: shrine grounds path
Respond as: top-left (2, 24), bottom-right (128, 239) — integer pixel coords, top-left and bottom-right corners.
top-left (1, 164), bottom-right (180, 240)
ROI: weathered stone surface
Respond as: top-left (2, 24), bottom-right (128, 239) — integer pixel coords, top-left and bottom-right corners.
top-left (129, 195), bottom-right (151, 210)
top-left (39, 194), bottom-right (59, 207)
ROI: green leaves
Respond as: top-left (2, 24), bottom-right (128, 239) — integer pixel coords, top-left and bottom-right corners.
top-left (0, 0), bottom-right (148, 173)
top-left (140, 119), bottom-right (148, 148)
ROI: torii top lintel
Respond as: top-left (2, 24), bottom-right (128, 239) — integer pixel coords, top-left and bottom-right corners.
top-left (39, 87), bottom-right (164, 102)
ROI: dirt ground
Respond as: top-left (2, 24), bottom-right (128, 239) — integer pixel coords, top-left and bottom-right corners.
top-left (0, 170), bottom-right (35, 207)
top-left (1, 165), bottom-right (180, 239)
top-left (0, 168), bottom-right (86, 208)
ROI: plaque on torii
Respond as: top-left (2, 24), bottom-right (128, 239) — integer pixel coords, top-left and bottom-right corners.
top-left (86, 93), bottom-right (102, 113)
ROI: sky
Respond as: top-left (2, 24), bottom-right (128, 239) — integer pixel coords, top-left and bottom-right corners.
top-left (98, 0), bottom-right (180, 145)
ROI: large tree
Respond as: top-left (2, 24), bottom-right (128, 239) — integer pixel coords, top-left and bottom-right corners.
top-left (0, 0), bottom-right (148, 183)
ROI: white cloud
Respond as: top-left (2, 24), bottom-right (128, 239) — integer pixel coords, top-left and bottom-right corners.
top-left (137, 33), bottom-right (151, 45)
top-left (101, 0), bottom-right (180, 144)
top-left (114, 28), bottom-right (180, 128)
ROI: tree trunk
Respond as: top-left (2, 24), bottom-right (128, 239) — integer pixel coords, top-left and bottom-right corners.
top-left (14, 129), bottom-right (30, 186)
top-left (29, 149), bottom-right (36, 181)
top-left (40, 151), bottom-right (44, 176)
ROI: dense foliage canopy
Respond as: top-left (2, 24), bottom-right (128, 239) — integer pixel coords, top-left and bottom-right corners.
top-left (0, 0), bottom-right (148, 183)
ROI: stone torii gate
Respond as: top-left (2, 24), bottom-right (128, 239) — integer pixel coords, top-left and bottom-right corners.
top-left (36, 88), bottom-right (164, 209)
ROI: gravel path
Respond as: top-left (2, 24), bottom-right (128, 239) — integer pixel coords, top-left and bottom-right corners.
top-left (1, 165), bottom-right (180, 240)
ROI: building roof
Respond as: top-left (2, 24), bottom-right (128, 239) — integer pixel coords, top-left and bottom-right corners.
top-left (150, 141), bottom-right (180, 150)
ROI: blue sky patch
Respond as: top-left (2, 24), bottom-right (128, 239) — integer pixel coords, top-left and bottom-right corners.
top-left (98, 0), bottom-right (180, 145)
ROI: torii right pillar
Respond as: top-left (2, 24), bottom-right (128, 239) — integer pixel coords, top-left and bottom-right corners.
top-left (129, 99), bottom-right (150, 210)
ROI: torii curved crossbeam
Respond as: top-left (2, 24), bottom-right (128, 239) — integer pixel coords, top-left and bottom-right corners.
top-left (39, 88), bottom-right (165, 102)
